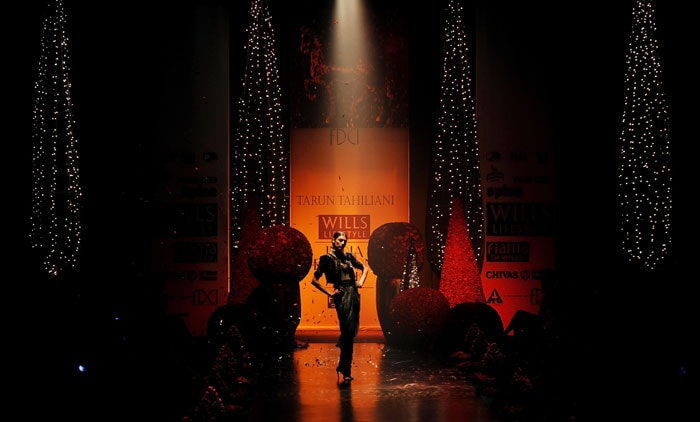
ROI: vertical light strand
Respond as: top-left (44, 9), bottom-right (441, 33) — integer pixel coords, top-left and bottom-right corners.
top-left (400, 237), bottom-right (420, 291)
top-left (29, 0), bottom-right (83, 276)
top-left (618, 0), bottom-right (672, 270)
top-left (231, 0), bottom-right (289, 255)
top-left (426, 0), bottom-right (483, 274)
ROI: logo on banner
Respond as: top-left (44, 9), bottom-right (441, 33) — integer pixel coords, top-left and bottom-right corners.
top-left (174, 242), bottom-right (218, 263)
top-left (486, 202), bottom-right (555, 236)
top-left (487, 289), bottom-right (503, 304)
top-left (484, 269), bottom-right (547, 280)
top-left (156, 202), bottom-right (218, 237)
top-left (318, 214), bottom-right (370, 239)
top-left (486, 241), bottom-right (530, 262)
top-left (329, 128), bottom-right (360, 145)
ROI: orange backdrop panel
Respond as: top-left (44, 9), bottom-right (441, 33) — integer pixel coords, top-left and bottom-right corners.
top-left (291, 128), bottom-right (410, 333)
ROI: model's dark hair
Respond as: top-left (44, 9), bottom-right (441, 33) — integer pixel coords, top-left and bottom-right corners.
top-left (333, 231), bottom-right (348, 240)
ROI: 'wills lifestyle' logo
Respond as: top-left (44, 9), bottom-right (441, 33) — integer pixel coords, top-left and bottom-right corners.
top-left (318, 215), bottom-right (370, 239)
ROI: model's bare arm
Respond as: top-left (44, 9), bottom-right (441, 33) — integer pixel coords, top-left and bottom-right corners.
top-left (356, 261), bottom-right (369, 288)
top-left (311, 277), bottom-right (334, 297)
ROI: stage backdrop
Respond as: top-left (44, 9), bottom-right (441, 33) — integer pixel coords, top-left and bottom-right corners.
top-left (291, 128), bottom-right (410, 333)
top-left (153, 5), bottom-right (230, 337)
top-left (475, 2), bottom-right (557, 327)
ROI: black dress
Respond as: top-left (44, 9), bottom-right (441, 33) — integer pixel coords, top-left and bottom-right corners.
top-left (313, 250), bottom-right (364, 378)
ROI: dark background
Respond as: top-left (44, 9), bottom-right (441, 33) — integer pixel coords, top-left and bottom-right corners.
top-left (12, 0), bottom-right (692, 269)
top-left (8, 0), bottom-right (694, 417)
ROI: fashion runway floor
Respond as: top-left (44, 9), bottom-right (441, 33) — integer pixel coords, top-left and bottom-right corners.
top-left (21, 311), bottom-right (694, 422)
top-left (243, 337), bottom-right (495, 422)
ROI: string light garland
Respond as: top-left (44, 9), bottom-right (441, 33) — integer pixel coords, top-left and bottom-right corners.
top-left (231, 0), bottom-right (289, 256)
top-left (400, 237), bottom-right (420, 291)
top-left (426, 0), bottom-right (484, 274)
top-left (617, 0), bottom-right (672, 270)
top-left (29, 0), bottom-right (83, 276)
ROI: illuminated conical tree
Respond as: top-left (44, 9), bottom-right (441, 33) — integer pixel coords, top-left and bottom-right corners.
top-left (426, 0), bottom-right (484, 275)
top-left (231, 0), bottom-right (289, 256)
top-left (29, 0), bottom-right (83, 276)
top-left (617, 0), bottom-right (672, 270)
top-left (400, 237), bottom-right (420, 291)
top-left (439, 197), bottom-right (485, 307)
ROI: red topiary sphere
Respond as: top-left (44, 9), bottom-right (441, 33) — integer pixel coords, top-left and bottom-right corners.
top-left (390, 287), bottom-right (450, 350)
top-left (246, 225), bottom-right (313, 283)
top-left (368, 222), bottom-right (426, 278)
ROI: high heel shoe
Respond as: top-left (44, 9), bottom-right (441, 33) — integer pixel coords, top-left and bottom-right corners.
top-left (336, 367), bottom-right (353, 383)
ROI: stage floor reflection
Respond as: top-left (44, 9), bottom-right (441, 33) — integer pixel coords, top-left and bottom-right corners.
top-left (245, 338), bottom-right (494, 422)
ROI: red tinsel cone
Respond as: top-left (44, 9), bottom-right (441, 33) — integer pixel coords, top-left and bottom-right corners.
top-left (439, 197), bottom-right (485, 306)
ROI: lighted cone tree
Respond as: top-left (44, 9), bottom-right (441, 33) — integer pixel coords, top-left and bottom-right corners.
top-left (29, 0), bottom-right (83, 277)
top-left (426, 0), bottom-right (484, 275)
top-left (617, 0), bottom-right (672, 270)
top-left (231, 0), bottom-right (289, 256)
top-left (400, 237), bottom-right (420, 291)
top-left (439, 197), bottom-right (485, 307)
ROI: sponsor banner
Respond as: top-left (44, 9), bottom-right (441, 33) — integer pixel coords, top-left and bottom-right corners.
top-left (154, 5), bottom-right (230, 337)
top-left (291, 128), bottom-right (410, 331)
top-left (480, 148), bottom-right (556, 327)
top-left (481, 236), bottom-right (555, 326)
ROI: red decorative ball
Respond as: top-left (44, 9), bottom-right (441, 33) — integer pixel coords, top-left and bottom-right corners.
top-left (390, 287), bottom-right (450, 350)
top-left (246, 225), bottom-right (313, 283)
top-left (367, 222), bottom-right (426, 278)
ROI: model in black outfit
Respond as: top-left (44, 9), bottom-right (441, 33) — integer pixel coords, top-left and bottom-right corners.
top-left (311, 231), bottom-right (368, 384)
